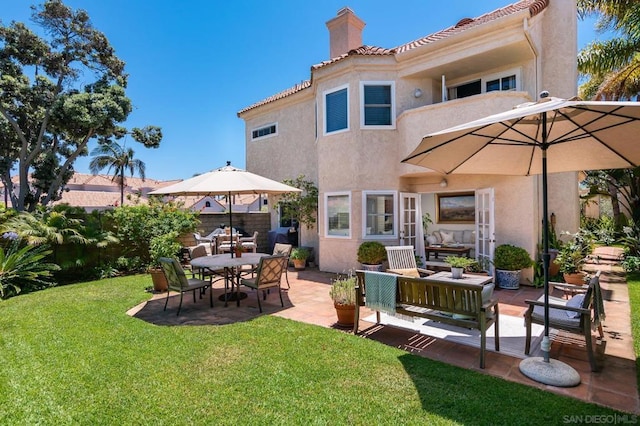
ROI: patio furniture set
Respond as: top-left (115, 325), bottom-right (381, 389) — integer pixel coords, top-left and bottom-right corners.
top-left (355, 245), bottom-right (605, 371)
top-left (162, 242), bottom-right (294, 315)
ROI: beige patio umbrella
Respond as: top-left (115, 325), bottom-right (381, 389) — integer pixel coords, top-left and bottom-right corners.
top-left (149, 161), bottom-right (301, 257)
top-left (402, 92), bottom-right (640, 386)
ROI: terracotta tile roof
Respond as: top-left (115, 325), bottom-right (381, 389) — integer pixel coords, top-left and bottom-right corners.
top-left (395, 0), bottom-right (547, 54)
top-left (237, 0), bottom-right (548, 115)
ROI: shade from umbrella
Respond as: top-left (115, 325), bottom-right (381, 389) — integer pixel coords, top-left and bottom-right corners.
top-left (402, 93), bottom-right (640, 386)
top-left (149, 162), bottom-right (301, 257)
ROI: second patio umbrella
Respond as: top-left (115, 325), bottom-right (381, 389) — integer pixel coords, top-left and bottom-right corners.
top-left (149, 161), bottom-right (301, 257)
top-left (402, 92), bottom-right (640, 386)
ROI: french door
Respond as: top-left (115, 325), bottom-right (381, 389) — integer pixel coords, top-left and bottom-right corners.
top-left (475, 188), bottom-right (495, 274)
top-left (400, 193), bottom-right (425, 264)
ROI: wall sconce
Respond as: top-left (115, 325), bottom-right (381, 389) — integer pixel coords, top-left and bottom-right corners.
top-left (413, 88), bottom-right (423, 98)
top-left (440, 178), bottom-right (448, 188)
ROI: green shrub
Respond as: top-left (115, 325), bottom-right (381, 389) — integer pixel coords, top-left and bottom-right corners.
top-left (357, 241), bottom-right (387, 265)
top-left (444, 256), bottom-right (475, 269)
top-left (290, 247), bottom-right (310, 260)
top-left (493, 244), bottom-right (533, 270)
top-left (0, 238), bottom-right (60, 299)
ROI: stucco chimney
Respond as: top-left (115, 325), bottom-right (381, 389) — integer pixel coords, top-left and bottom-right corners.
top-left (325, 7), bottom-right (365, 58)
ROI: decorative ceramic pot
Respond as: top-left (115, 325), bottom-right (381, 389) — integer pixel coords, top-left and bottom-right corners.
top-left (496, 269), bottom-right (521, 290)
top-left (451, 267), bottom-right (464, 279)
top-left (334, 302), bottom-right (356, 327)
top-left (360, 263), bottom-right (383, 272)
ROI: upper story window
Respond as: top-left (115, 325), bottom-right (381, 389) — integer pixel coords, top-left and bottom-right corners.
top-left (363, 191), bottom-right (397, 238)
top-left (325, 192), bottom-right (351, 238)
top-left (360, 82), bottom-right (395, 128)
top-left (251, 123), bottom-right (277, 140)
top-left (447, 69), bottom-right (520, 101)
top-left (324, 84), bottom-right (349, 135)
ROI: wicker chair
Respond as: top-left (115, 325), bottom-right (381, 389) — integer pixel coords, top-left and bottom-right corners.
top-left (385, 245), bottom-right (434, 277)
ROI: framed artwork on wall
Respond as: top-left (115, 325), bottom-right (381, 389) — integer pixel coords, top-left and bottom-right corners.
top-left (436, 192), bottom-right (475, 223)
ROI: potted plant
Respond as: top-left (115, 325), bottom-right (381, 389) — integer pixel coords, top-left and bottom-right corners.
top-left (290, 247), bottom-right (310, 270)
top-left (329, 273), bottom-right (357, 327)
top-left (492, 244), bottom-right (533, 289)
top-left (554, 230), bottom-right (592, 284)
top-left (148, 231), bottom-right (182, 292)
top-left (444, 256), bottom-right (475, 279)
top-left (357, 241), bottom-right (387, 271)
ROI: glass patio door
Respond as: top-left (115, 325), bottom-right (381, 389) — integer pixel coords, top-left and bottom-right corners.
top-left (400, 193), bottom-right (425, 264)
top-left (475, 188), bottom-right (495, 274)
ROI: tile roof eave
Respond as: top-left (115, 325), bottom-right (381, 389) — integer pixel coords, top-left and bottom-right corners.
top-left (237, 0), bottom-right (548, 115)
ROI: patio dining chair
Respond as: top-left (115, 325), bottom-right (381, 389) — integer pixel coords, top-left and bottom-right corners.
top-left (385, 245), bottom-right (434, 277)
top-left (273, 243), bottom-right (293, 288)
top-left (160, 257), bottom-right (212, 315)
top-left (240, 231), bottom-right (259, 253)
top-left (240, 255), bottom-right (287, 312)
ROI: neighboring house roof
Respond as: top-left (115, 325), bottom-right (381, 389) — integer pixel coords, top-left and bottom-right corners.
top-left (237, 0), bottom-right (548, 115)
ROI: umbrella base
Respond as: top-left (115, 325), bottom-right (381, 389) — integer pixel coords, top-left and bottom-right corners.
top-left (519, 357), bottom-right (581, 387)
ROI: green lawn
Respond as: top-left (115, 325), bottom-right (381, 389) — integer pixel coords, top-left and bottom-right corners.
top-left (0, 275), bottom-right (627, 424)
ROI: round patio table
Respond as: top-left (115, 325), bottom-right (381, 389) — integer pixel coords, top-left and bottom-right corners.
top-left (191, 253), bottom-right (268, 306)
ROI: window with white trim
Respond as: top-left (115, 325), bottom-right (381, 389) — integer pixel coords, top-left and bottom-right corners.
top-left (325, 192), bottom-right (351, 238)
top-left (360, 81), bottom-right (395, 128)
top-left (251, 123), bottom-right (277, 140)
top-left (363, 191), bottom-right (397, 238)
top-left (447, 69), bottom-right (520, 100)
top-left (324, 85), bottom-right (349, 134)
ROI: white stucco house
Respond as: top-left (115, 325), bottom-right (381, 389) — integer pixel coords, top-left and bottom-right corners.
top-left (237, 0), bottom-right (580, 277)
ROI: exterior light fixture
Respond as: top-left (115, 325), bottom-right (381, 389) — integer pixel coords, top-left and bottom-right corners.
top-left (414, 88), bottom-right (423, 98)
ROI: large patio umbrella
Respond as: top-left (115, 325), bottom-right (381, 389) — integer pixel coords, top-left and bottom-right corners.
top-left (402, 92), bottom-right (640, 386)
top-left (149, 161), bottom-right (301, 257)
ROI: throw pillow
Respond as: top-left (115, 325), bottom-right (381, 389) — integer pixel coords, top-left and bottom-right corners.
top-left (565, 294), bottom-right (585, 319)
top-left (453, 283), bottom-right (494, 320)
top-left (432, 231), bottom-right (442, 244)
top-left (426, 235), bottom-right (437, 246)
top-left (441, 231), bottom-right (455, 244)
top-left (462, 230), bottom-right (473, 244)
top-left (452, 230), bottom-right (464, 243)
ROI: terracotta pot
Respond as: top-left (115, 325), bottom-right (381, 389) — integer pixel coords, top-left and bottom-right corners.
top-left (334, 302), bottom-right (355, 327)
top-left (150, 268), bottom-right (168, 292)
top-left (292, 259), bottom-right (306, 270)
top-left (563, 272), bottom-right (586, 285)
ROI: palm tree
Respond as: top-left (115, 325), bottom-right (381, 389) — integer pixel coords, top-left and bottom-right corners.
top-left (89, 139), bottom-right (146, 207)
top-left (578, 1), bottom-right (640, 230)
top-left (577, 0), bottom-right (640, 100)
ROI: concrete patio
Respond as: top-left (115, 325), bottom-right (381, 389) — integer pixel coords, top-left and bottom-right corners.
top-left (128, 262), bottom-right (638, 414)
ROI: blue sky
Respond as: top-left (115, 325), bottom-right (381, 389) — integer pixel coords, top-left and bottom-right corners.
top-left (2, 1), bottom-right (605, 181)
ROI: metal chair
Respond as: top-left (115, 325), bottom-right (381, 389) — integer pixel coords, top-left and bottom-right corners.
top-left (160, 257), bottom-right (212, 315)
top-left (240, 255), bottom-right (287, 312)
top-left (273, 243), bottom-right (293, 288)
top-left (385, 245), bottom-right (434, 277)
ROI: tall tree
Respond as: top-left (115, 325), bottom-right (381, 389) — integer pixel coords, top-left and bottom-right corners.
top-left (89, 138), bottom-right (145, 207)
top-left (577, 0), bottom-right (640, 100)
top-left (578, 0), bottom-right (640, 227)
top-left (0, 0), bottom-right (161, 212)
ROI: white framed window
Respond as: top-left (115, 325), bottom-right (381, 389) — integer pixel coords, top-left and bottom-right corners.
top-left (360, 81), bottom-right (395, 129)
top-left (325, 192), bottom-right (351, 238)
top-left (447, 68), bottom-right (521, 100)
top-left (362, 191), bottom-right (397, 238)
top-left (251, 123), bottom-right (278, 141)
top-left (324, 84), bottom-right (349, 135)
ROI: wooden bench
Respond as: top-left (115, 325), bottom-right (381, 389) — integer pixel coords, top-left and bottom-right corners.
top-left (354, 271), bottom-right (500, 368)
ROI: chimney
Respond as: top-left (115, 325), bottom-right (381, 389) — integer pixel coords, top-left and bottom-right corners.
top-left (325, 7), bottom-right (365, 59)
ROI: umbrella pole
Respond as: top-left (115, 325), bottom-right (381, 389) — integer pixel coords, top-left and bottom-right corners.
top-left (229, 191), bottom-right (234, 258)
top-left (519, 111), bottom-right (580, 387)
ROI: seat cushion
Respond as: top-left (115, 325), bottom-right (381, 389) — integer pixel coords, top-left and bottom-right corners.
top-left (565, 294), bottom-right (585, 318)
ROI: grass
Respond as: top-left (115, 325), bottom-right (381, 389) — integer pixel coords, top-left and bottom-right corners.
top-left (627, 271), bottom-right (640, 393)
top-left (0, 275), bottom-right (628, 424)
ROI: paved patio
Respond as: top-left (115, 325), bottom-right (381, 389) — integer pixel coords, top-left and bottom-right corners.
top-left (128, 262), bottom-right (638, 414)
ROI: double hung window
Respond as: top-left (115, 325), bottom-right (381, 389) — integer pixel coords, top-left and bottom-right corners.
top-left (360, 82), bottom-right (395, 128)
top-left (325, 192), bottom-right (351, 237)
